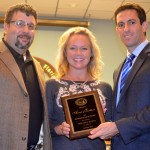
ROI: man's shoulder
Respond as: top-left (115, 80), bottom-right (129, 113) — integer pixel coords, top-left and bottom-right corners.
top-left (0, 40), bottom-right (7, 52)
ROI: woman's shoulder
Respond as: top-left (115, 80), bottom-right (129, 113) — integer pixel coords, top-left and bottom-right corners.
top-left (93, 80), bottom-right (110, 86)
top-left (46, 77), bottom-right (69, 86)
top-left (46, 77), bottom-right (62, 87)
top-left (99, 80), bottom-right (111, 87)
top-left (95, 80), bottom-right (112, 90)
top-left (46, 77), bottom-right (57, 83)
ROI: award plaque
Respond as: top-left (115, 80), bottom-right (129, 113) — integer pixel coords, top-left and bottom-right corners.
top-left (61, 90), bottom-right (105, 140)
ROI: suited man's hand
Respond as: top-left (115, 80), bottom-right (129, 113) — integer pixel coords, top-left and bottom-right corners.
top-left (88, 122), bottom-right (119, 140)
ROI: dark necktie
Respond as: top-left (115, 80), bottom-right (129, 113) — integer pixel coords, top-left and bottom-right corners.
top-left (120, 53), bottom-right (135, 93)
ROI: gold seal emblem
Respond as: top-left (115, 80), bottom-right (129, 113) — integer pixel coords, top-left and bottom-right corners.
top-left (75, 98), bottom-right (87, 106)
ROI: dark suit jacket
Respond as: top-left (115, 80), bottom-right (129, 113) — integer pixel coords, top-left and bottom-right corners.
top-left (112, 42), bottom-right (150, 150)
top-left (0, 41), bottom-right (52, 150)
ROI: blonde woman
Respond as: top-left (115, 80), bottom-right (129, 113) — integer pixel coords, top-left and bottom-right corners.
top-left (46, 27), bottom-right (112, 150)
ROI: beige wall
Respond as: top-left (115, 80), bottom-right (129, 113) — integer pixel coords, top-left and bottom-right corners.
top-left (0, 19), bottom-right (150, 86)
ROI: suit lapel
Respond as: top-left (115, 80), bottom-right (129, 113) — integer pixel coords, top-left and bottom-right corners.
top-left (0, 42), bottom-right (28, 93)
top-left (32, 57), bottom-right (47, 116)
top-left (112, 63), bottom-right (124, 111)
top-left (113, 63), bottom-right (124, 91)
top-left (119, 43), bottom-right (150, 101)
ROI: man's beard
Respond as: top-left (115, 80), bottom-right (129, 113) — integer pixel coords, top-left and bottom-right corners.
top-left (15, 34), bottom-right (32, 49)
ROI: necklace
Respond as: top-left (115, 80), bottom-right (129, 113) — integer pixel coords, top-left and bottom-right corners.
top-left (67, 75), bottom-right (89, 89)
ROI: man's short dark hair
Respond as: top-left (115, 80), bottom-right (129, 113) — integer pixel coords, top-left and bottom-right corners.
top-left (4, 3), bottom-right (37, 24)
top-left (114, 3), bottom-right (146, 25)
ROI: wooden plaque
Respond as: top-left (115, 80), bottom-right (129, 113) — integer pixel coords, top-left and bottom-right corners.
top-left (61, 90), bottom-right (105, 140)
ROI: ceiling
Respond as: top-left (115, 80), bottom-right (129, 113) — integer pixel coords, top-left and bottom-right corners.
top-left (0, 0), bottom-right (150, 22)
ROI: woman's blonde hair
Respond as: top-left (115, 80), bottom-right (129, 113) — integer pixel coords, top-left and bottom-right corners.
top-left (56, 26), bottom-right (103, 80)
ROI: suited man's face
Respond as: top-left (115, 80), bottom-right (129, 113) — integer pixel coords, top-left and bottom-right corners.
top-left (4, 11), bottom-right (36, 55)
top-left (116, 9), bottom-right (148, 52)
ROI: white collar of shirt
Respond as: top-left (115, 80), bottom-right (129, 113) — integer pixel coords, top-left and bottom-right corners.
top-left (127, 39), bottom-right (149, 58)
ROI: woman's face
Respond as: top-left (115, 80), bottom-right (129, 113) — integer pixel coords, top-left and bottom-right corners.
top-left (66, 34), bottom-right (92, 71)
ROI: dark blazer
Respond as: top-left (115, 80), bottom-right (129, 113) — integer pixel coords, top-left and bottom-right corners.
top-left (0, 41), bottom-right (52, 150)
top-left (112, 42), bottom-right (150, 150)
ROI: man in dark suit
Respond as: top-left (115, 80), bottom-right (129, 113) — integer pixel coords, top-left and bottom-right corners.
top-left (88, 3), bottom-right (150, 150)
top-left (0, 3), bottom-right (52, 150)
